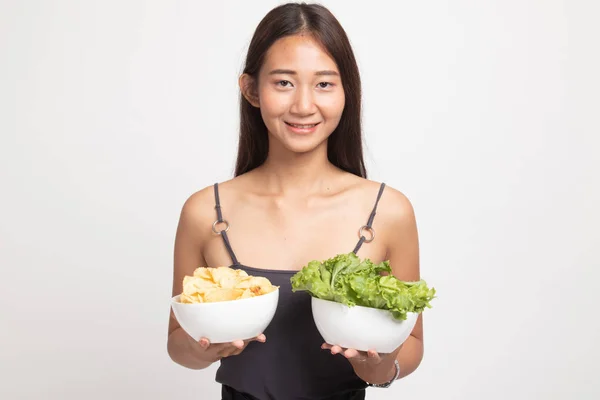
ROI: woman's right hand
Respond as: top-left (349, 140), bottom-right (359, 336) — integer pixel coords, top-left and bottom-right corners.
top-left (195, 334), bottom-right (266, 362)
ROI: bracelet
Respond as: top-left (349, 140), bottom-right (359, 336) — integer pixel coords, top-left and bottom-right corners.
top-left (367, 360), bottom-right (400, 388)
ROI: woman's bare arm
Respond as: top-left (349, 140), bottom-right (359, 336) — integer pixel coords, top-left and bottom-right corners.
top-left (350, 187), bottom-right (424, 383)
top-left (166, 189), bottom-right (215, 369)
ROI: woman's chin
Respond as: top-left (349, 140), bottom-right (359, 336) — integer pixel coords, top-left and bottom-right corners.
top-left (267, 130), bottom-right (329, 155)
top-left (282, 138), bottom-right (328, 155)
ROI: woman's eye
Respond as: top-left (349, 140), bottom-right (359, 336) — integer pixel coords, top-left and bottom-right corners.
top-left (318, 82), bottom-right (333, 89)
top-left (277, 80), bottom-right (292, 87)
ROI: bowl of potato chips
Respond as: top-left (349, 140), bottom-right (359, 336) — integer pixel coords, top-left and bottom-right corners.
top-left (171, 266), bottom-right (279, 343)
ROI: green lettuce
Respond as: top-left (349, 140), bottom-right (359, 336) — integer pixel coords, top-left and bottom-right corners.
top-left (290, 252), bottom-right (436, 320)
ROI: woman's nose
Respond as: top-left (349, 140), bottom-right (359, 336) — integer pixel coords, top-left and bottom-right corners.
top-left (290, 86), bottom-right (316, 115)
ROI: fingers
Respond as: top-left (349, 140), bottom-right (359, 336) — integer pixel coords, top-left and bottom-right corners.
top-left (219, 338), bottom-right (253, 357)
top-left (198, 334), bottom-right (267, 358)
top-left (322, 343), bottom-right (382, 364)
top-left (224, 342), bottom-right (245, 357)
top-left (224, 335), bottom-right (265, 356)
top-left (365, 349), bottom-right (382, 363)
top-left (343, 348), bottom-right (361, 358)
top-left (342, 348), bottom-right (369, 362)
top-left (321, 343), bottom-right (344, 355)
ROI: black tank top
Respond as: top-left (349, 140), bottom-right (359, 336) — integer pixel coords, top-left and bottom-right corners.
top-left (211, 182), bottom-right (386, 400)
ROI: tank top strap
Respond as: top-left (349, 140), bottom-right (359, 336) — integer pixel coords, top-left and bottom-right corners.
top-left (352, 182), bottom-right (386, 254)
top-left (213, 183), bottom-right (240, 266)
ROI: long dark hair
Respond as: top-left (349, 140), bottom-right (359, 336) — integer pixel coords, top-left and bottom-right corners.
top-left (234, 2), bottom-right (367, 178)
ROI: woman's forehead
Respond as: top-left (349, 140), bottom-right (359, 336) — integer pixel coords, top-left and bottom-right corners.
top-left (262, 35), bottom-right (339, 75)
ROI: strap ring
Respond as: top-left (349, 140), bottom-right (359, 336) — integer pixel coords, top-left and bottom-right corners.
top-left (359, 225), bottom-right (375, 243)
top-left (212, 220), bottom-right (230, 235)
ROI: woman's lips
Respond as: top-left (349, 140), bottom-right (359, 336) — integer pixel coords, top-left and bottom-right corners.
top-left (285, 121), bottom-right (321, 134)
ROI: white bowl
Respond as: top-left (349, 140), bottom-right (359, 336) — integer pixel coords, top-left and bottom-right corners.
top-left (170, 288), bottom-right (279, 343)
top-left (311, 297), bottom-right (418, 353)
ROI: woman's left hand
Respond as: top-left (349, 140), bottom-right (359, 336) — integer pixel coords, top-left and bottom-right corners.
top-left (321, 342), bottom-right (396, 365)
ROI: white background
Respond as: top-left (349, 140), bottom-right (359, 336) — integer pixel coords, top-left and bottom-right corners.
top-left (1, 0), bottom-right (599, 399)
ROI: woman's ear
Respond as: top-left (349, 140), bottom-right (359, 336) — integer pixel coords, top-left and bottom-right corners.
top-left (239, 73), bottom-right (260, 108)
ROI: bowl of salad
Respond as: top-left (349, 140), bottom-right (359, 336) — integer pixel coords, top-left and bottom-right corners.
top-left (291, 253), bottom-right (436, 353)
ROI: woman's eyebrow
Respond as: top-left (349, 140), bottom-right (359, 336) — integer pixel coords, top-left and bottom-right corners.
top-left (315, 70), bottom-right (339, 76)
top-left (268, 69), bottom-right (339, 76)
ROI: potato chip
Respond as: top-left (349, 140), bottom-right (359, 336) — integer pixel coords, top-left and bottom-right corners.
top-left (257, 284), bottom-right (277, 295)
top-left (182, 276), bottom-right (217, 296)
top-left (178, 266), bottom-right (278, 304)
top-left (193, 267), bottom-right (213, 281)
top-left (203, 288), bottom-right (244, 302)
top-left (180, 293), bottom-right (203, 304)
top-left (239, 288), bottom-right (255, 299)
top-left (210, 267), bottom-right (246, 287)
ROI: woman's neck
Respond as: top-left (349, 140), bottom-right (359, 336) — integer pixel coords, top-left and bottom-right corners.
top-left (254, 143), bottom-right (340, 196)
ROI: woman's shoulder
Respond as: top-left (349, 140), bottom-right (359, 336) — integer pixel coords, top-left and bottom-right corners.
top-left (350, 177), bottom-right (416, 228)
top-left (347, 178), bottom-right (418, 261)
top-left (177, 183), bottom-right (224, 239)
top-left (182, 175), bottom-right (244, 206)
top-left (178, 175), bottom-right (249, 221)
top-left (181, 183), bottom-right (216, 211)
top-left (349, 175), bottom-right (413, 209)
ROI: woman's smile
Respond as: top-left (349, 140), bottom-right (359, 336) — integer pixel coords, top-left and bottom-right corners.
top-left (284, 121), bottom-right (321, 134)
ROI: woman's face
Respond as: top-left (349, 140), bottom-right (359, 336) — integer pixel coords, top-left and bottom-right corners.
top-left (249, 34), bottom-right (345, 155)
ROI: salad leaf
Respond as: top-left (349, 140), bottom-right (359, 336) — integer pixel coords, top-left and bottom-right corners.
top-left (290, 252), bottom-right (436, 320)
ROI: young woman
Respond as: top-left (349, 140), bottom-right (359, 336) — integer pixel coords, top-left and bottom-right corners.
top-left (167, 3), bottom-right (424, 399)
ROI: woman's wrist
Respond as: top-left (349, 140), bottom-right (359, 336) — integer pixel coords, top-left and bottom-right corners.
top-left (168, 328), bottom-right (215, 368)
top-left (350, 355), bottom-right (398, 385)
